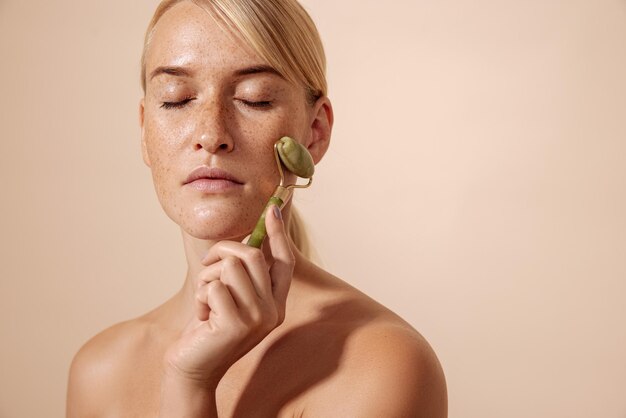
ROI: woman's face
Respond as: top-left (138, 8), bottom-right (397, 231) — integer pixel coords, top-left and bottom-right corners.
top-left (140, 2), bottom-right (320, 240)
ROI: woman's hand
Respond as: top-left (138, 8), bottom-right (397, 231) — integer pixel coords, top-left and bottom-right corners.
top-left (162, 204), bottom-right (294, 388)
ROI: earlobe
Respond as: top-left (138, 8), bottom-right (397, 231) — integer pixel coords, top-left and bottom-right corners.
top-left (307, 97), bottom-right (334, 165)
top-left (139, 98), bottom-right (151, 168)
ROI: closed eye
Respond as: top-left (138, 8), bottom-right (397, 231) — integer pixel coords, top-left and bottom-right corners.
top-left (239, 99), bottom-right (272, 109)
top-left (161, 97), bottom-right (196, 110)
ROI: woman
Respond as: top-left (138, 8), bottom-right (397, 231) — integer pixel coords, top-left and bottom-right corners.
top-left (66, 0), bottom-right (447, 416)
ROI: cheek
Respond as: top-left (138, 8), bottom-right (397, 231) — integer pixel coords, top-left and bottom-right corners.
top-left (234, 104), bottom-right (309, 156)
top-left (144, 111), bottom-right (194, 167)
top-left (149, 109), bottom-right (195, 146)
top-left (230, 114), bottom-right (280, 167)
top-left (142, 116), bottom-right (192, 206)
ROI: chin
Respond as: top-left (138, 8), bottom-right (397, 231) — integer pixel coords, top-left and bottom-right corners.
top-left (174, 204), bottom-right (261, 242)
top-left (184, 229), bottom-right (247, 242)
top-left (182, 224), bottom-right (248, 241)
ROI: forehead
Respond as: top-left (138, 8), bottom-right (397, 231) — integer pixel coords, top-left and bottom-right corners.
top-left (145, 1), bottom-right (263, 76)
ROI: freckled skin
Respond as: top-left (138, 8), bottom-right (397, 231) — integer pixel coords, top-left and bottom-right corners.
top-left (141, 2), bottom-right (304, 240)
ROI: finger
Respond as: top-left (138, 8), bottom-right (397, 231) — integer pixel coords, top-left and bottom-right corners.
top-left (201, 241), bottom-right (272, 300)
top-left (265, 205), bottom-right (295, 309)
top-left (195, 284), bottom-right (211, 321)
top-left (194, 260), bottom-right (224, 321)
top-left (197, 260), bottom-right (223, 285)
top-left (220, 256), bottom-right (263, 312)
top-left (205, 280), bottom-right (239, 321)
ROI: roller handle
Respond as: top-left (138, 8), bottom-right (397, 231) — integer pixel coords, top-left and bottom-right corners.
top-left (246, 196), bottom-right (284, 248)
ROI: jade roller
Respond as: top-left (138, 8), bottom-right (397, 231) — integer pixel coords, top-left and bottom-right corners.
top-left (246, 136), bottom-right (315, 248)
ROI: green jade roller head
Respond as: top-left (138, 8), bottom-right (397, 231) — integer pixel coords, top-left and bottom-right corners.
top-left (247, 136), bottom-right (315, 248)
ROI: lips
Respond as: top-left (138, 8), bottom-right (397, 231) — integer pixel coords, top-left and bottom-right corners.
top-left (183, 166), bottom-right (243, 185)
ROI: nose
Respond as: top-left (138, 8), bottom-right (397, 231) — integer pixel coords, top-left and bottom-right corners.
top-left (194, 133), bottom-right (233, 153)
top-left (193, 104), bottom-right (235, 154)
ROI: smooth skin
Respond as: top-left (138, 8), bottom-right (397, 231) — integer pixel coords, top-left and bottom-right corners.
top-left (66, 2), bottom-right (447, 417)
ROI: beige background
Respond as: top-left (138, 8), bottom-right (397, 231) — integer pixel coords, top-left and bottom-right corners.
top-left (1, 0), bottom-right (625, 417)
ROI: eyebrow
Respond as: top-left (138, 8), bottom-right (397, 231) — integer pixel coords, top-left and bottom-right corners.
top-left (233, 65), bottom-right (283, 79)
top-left (149, 64), bottom-right (283, 81)
top-left (149, 65), bottom-right (194, 81)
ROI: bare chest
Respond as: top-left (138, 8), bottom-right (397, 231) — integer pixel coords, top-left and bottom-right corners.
top-left (109, 346), bottom-right (304, 418)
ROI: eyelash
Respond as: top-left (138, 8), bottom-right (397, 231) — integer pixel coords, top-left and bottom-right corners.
top-left (161, 97), bottom-right (195, 109)
top-left (239, 100), bottom-right (272, 108)
top-left (159, 98), bottom-right (273, 110)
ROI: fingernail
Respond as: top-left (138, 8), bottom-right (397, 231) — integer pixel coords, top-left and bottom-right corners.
top-left (273, 205), bottom-right (282, 220)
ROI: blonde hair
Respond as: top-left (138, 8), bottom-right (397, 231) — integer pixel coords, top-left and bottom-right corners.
top-left (140, 0), bottom-right (328, 258)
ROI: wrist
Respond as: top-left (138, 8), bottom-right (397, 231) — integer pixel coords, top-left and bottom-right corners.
top-left (162, 362), bottom-right (222, 390)
top-left (162, 356), bottom-right (225, 390)
top-left (159, 368), bottom-right (219, 417)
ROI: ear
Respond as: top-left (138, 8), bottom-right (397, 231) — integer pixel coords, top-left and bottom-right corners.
top-left (305, 96), bottom-right (333, 165)
top-left (139, 98), bottom-right (151, 167)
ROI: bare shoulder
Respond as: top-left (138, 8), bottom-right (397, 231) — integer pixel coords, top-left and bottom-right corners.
top-left (306, 317), bottom-right (447, 417)
top-left (294, 270), bottom-right (447, 417)
top-left (66, 317), bottom-right (153, 417)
